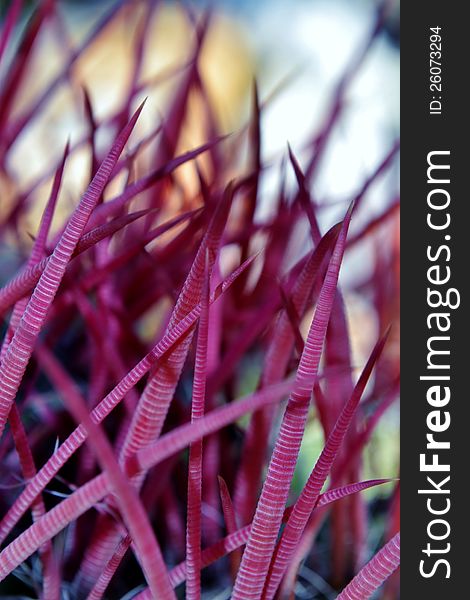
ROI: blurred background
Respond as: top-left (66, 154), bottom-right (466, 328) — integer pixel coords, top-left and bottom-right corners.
top-left (1, 0), bottom-right (399, 212)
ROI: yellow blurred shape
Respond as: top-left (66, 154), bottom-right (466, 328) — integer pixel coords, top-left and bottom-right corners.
top-left (5, 3), bottom-right (253, 252)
